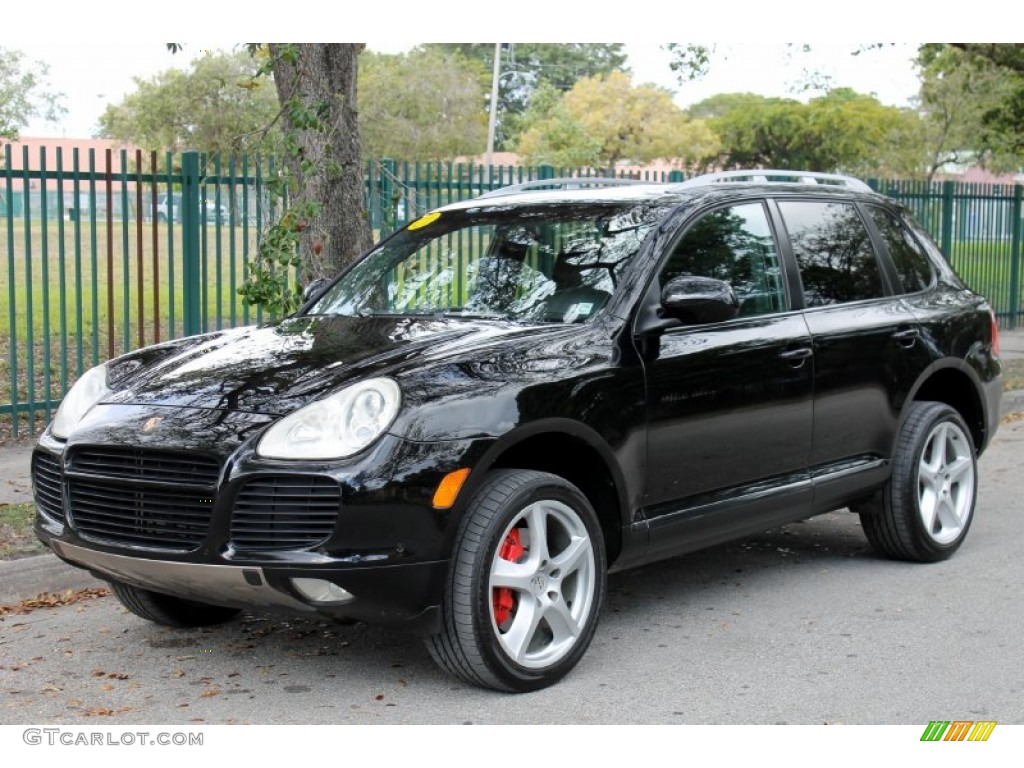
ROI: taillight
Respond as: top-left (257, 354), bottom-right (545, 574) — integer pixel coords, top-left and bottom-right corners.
top-left (990, 310), bottom-right (1000, 358)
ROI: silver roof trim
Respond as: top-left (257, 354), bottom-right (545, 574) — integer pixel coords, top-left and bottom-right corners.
top-left (476, 177), bottom-right (647, 200)
top-left (674, 169), bottom-right (873, 192)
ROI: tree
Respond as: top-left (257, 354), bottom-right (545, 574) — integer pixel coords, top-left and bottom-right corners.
top-left (804, 89), bottom-right (923, 177)
top-left (917, 45), bottom-right (1023, 174)
top-left (513, 83), bottom-right (602, 168)
top-left (98, 49), bottom-right (280, 154)
top-left (425, 43), bottom-right (629, 146)
top-left (359, 49), bottom-right (487, 160)
top-left (665, 43), bottom-right (713, 82)
top-left (691, 89), bottom-right (922, 176)
top-left (0, 46), bottom-right (64, 140)
top-left (264, 44), bottom-right (372, 281)
top-left (517, 71), bottom-right (719, 173)
top-left (948, 44), bottom-right (1024, 74)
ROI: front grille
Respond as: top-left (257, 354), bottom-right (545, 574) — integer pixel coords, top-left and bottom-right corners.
top-left (70, 447), bottom-right (220, 486)
top-left (230, 476), bottom-right (341, 551)
top-left (66, 446), bottom-right (220, 551)
top-left (32, 451), bottom-right (65, 522)
top-left (68, 480), bottom-right (213, 549)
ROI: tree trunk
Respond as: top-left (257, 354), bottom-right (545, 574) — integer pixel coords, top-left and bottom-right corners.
top-left (268, 44), bottom-right (373, 281)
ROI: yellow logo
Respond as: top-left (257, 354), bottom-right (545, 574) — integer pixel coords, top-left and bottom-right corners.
top-left (408, 211), bottom-right (441, 231)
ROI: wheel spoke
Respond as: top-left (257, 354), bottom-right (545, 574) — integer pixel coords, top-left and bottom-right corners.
top-left (918, 460), bottom-right (940, 488)
top-left (491, 556), bottom-right (535, 592)
top-left (918, 487), bottom-right (938, 533)
top-left (550, 535), bottom-right (592, 577)
top-left (935, 494), bottom-right (964, 531)
top-left (922, 424), bottom-right (948, 474)
top-left (501, 595), bottom-right (542, 662)
top-left (541, 594), bottom-right (582, 646)
top-left (946, 455), bottom-right (974, 486)
top-left (524, 502), bottom-right (551, 566)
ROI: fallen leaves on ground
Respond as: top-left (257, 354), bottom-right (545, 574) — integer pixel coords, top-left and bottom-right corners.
top-left (82, 706), bottom-right (135, 717)
top-left (0, 587), bottom-right (110, 616)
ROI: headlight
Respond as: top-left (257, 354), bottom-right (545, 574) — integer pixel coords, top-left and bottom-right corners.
top-left (257, 378), bottom-right (401, 460)
top-left (51, 364), bottom-right (110, 439)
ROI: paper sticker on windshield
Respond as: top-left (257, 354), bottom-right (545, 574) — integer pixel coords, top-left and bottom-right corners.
top-left (408, 211), bottom-right (441, 231)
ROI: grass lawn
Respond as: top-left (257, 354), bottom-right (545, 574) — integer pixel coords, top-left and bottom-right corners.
top-left (0, 501), bottom-right (44, 560)
top-left (950, 240), bottom-right (1024, 315)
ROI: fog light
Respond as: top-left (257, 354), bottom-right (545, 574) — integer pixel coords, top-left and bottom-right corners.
top-left (291, 578), bottom-right (354, 604)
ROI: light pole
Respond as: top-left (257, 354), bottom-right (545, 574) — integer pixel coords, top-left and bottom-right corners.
top-left (485, 43), bottom-right (502, 167)
top-left (485, 56), bottom-right (528, 167)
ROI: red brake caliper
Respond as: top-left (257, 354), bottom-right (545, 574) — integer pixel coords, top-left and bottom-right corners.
top-left (493, 528), bottom-right (525, 628)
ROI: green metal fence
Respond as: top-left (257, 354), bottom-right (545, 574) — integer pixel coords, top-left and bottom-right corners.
top-left (3, 147), bottom-right (1023, 436)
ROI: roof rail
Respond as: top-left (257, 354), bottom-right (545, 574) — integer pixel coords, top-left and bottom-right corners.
top-left (675, 169), bottom-right (873, 193)
top-left (476, 177), bottom-right (648, 200)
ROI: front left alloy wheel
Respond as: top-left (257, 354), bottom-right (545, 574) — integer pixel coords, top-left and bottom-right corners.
top-left (427, 469), bottom-right (606, 692)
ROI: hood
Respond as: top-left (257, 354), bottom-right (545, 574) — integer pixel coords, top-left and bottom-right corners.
top-left (102, 314), bottom-right (577, 415)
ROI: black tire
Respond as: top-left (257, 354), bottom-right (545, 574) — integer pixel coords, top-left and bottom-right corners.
top-left (857, 401), bottom-right (977, 562)
top-left (109, 580), bottom-right (241, 628)
top-left (426, 469), bottom-right (606, 692)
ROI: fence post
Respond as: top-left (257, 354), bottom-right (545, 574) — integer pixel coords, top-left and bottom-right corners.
top-left (181, 151), bottom-right (201, 337)
top-left (1009, 184), bottom-right (1022, 329)
top-left (940, 180), bottom-right (955, 263)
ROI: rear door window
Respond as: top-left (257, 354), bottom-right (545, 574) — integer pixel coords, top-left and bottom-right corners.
top-left (778, 201), bottom-right (885, 306)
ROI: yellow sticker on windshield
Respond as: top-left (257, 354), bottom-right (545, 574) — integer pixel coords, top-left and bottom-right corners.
top-left (408, 211), bottom-right (441, 231)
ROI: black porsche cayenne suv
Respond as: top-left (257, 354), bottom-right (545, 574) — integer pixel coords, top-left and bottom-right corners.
top-left (33, 170), bottom-right (1002, 692)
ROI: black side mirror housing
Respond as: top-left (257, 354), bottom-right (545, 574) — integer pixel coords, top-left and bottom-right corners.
top-left (660, 275), bottom-right (739, 325)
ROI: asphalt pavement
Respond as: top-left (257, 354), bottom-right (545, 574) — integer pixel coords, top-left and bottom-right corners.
top-left (1, 327), bottom-right (1023, 605)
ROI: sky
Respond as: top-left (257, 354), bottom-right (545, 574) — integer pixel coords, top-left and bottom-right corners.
top-left (3, 1), bottom-right (1012, 140)
top-left (11, 42), bottom-right (922, 139)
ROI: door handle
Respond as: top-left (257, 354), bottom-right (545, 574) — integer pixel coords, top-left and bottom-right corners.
top-left (779, 347), bottom-right (813, 362)
top-left (892, 327), bottom-right (919, 347)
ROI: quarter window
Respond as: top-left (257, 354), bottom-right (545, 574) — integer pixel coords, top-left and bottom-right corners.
top-left (779, 201), bottom-right (885, 306)
top-left (659, 203), bottom-right (785, 318)
top-left (867, 206), bottom-right (934, 294)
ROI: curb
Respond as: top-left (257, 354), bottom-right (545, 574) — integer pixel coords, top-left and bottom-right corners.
top-left (1002, 389), bottom-right (1024, 416)
top-left (0, 553), bottom-right (103, 605)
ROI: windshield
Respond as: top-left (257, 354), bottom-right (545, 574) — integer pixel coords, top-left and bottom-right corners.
top-left (308, 202), bottom-right (665, 324)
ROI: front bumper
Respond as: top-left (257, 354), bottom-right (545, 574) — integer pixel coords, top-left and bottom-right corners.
top-left (33, 403), bottom-right (494, 632)
top-left (48, 539), bottom-right (448, 630)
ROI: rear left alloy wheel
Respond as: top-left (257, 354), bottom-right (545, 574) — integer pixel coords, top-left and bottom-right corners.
top-left (427, 469), bottom-right (606, 692)
top-left (858, 401), bottom-right (977, 562)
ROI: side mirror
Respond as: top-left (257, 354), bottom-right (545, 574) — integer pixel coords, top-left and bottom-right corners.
top-left (302, 278), bottom-right (330, 303)
top-left (660, 275), bottom-right (739, 325)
